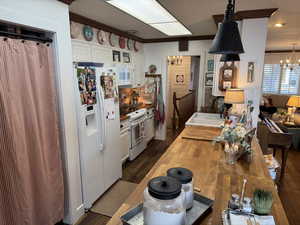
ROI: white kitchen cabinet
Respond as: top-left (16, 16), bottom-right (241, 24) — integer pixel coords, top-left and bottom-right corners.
top-left (133, 52), bottom-right (145, 87)
top-left (120, 120), bottom-right (131, 163)
top-left (72, 41), bottom-right (92, 62)
top-left (145, 109), bottom-right (155, 143)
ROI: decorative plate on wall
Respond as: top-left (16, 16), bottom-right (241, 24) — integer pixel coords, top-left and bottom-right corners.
top-left (83, 25), bottom-right (94, 41)
top-left (119, 36), bottom-right (126, 49)
top-left (97, 30), bottom-right (106, 44)
top-left (149, 64), bottom-right (157, 74)
top-left (134, 41), bottom-right (140, 52)
top-left (70, 21), bottom-right (80, 39)
top-left (127, 39), bottom-right (134, 50)
top-left (109, 33), bottom-right (118, 47)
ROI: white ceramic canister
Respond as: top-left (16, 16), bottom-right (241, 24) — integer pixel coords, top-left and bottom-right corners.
top-left (167, 167), bottom-right (194, 210)
top-left (143, 176), bottom-right (186, 225)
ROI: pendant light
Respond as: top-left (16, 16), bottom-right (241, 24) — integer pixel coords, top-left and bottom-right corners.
top-left (220, 54), bottom-right (240, 62)
top-left (209, 0), bottom-right (244, 54)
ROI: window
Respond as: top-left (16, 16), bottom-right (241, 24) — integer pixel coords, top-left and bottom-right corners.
top-left (262, 64), bottom-right (300, 95)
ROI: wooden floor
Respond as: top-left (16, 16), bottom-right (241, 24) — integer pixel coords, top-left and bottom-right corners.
top-left (60, 128), bottom-right (300, 225)
top-left (278, 149), bottom-right (300, 225)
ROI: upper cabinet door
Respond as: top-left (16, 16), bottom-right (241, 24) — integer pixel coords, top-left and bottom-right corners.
top-left (72, 40), bottom-right (92, 62)
top-left (91, 45), bottom-right (111, 66)
top-left (133, 53), bottom-right (145, 87)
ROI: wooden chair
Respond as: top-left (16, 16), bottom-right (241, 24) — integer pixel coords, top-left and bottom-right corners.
top-left (257, 120), bottom-right (292, 181)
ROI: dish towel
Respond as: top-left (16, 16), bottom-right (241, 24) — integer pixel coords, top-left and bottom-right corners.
top-left (155, 77), bottom-right (165, 125)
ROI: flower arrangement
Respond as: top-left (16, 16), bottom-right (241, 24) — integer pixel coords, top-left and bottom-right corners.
top-left (215, 123), bottom-right (250, 151)
top-left (214, 122), bottom-right (252, 164)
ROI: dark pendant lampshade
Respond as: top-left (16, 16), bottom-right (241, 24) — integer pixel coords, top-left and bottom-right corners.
top-left (209, 0), bottom-right (244, 54)
top-left (220, 54), bottom-right (240, 62)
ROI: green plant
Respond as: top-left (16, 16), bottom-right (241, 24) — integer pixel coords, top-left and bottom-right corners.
top-left (253, 189), bottom-right (273, 215)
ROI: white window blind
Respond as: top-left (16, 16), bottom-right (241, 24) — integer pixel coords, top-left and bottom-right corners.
top-left (262, 64), bottom-right (300, 95)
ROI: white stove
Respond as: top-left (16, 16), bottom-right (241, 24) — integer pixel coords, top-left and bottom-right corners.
top-left (128, 108), bottom-right (146, 121)
top-left (127, 108), bottom-right (147, 160)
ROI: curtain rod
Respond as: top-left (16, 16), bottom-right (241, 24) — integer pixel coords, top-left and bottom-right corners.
top-left (0, 30), bottom-right (53, 43)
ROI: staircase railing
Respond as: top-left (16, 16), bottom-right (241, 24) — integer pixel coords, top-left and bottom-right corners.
top-left (172, 90), bottom-right (195, 130)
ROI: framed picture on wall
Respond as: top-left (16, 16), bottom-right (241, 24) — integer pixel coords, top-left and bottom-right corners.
top-left (175, 74), bottom-right (185, 85)
top-left (123, 52), bottom-right (130, 63)
top-left (207, 59), bottom-right (214, 72)
top-left (112, 50), bottom-right (121, 62)
top-left (205, 72), bottom-right (214, 86)
top-left (247, 62), bottom-right (255, 83)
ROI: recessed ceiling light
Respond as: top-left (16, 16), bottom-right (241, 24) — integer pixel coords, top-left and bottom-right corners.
top-left (106, 0), bottom-right (192, 36)
top-left (274, 23), bottom-right (285, 28)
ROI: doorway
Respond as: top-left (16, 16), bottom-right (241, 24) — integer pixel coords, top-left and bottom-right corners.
top-left (166, 55), bottom-right (201, 129)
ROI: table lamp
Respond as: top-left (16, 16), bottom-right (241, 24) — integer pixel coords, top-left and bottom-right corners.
top-left (287, 95), bottom-right (300, 125)
top-left (223, 89), bottom-right (245, 119)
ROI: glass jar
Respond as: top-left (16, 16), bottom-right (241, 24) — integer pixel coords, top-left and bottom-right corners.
top-left (224, 142), bottom-right (239, 165)
top-left (167, 167), bottom-right (194, 210)
top-left (143, 176), bottom-right (186, 225)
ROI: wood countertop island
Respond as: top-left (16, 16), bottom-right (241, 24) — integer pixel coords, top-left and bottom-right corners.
top-left (107, 126), bottom-right (290, 225)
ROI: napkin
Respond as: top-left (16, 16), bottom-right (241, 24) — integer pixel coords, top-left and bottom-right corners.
top-left (222, 211), bottom-right (276, 225)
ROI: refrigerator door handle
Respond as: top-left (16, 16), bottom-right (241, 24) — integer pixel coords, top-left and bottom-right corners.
top-left (98, 84), bottom-right (106, 152)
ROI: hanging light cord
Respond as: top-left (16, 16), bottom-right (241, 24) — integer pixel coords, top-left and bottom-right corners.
top-left (224, 0), bottom-right (235, 22)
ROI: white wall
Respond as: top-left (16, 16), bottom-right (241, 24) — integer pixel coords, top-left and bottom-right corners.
top-left (239, 18), bottom-right (268, 127)
top-left (0, 0), bottom-right (83, 224)
top-left (144, 40), bottom-right (212, 139)
top-left (71, 21), bottom-right (145, 86)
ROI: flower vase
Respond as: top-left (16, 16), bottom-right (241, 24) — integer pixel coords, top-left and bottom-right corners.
top-left (224, 142), bottom-right (239, 165)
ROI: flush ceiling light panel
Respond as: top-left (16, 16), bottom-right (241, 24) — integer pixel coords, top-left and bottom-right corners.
top-left (106, 0), bottom-right (192, 36)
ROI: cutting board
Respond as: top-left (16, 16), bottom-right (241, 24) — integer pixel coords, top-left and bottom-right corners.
top-left (181, 126), bottom-right (221, 141)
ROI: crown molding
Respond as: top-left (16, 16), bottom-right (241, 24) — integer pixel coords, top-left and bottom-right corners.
top-left (213, 8), bottom-right (278, 26)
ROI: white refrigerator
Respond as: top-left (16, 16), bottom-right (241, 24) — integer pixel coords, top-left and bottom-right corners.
top-left (74, 62), bottom-right (122, 209)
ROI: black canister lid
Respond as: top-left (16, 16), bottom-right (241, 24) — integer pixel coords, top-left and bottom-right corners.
top-left (167, 167), bottom-right (193, 184)
top-left (147, 176), bottom-right (182, 200)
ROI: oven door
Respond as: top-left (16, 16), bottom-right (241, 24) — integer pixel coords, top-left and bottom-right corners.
top-left (131, 118), bottom-right (145, 148)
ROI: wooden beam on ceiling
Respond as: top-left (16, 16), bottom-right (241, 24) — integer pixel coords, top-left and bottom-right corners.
top-left (57, 0), bottom-right (76, 5)
top-left (142, 35), bottom-right (215, 43)
top-left (69, 12), bottom-right (144, 42)
top-left (265, 49), bottom-right (300, 54)
top-left (213, 8), bottom-right (278, 26)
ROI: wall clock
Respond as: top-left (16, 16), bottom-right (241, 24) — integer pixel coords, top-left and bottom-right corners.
top-left (127, 39), bottom-right (134, 50)
top-left (109, 33), bottom-right (118, 47)
top-left (218, 62), bottom-right (237, 91)
top-left (83, 25), bottom-right (94, 41)
top-left (119, 36), bottom-right (126, 49)
top-left (97, 30), bottom-right (106, 44)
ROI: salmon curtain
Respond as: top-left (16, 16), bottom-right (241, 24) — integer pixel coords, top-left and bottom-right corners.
top-left (0, 38), bottom-right (64, 225)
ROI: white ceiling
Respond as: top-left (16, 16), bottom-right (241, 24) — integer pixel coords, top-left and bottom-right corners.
top-left (70, 0), bottom-right (300, 50)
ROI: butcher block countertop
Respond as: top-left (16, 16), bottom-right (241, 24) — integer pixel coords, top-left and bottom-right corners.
top-left (107, 126), bottom-right (290, 225)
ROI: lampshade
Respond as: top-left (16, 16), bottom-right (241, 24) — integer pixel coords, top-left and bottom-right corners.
top-left (220, 54), bottom-right (240, 62)
top-left (287, 96), bottom-right (300, 107)
top-left (224, 89), bottom-right (244, 104)
top-left (209, 0), bottom-right (244, 54)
